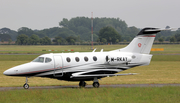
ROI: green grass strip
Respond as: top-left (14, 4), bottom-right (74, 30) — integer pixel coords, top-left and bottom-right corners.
top-left (1, 87), bottom-right (180, 103)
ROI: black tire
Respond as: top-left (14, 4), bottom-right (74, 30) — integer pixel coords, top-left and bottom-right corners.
top-left (79, 81), bottom-right (86, 87)
top-left (23, 83), bottom-right (29, 89)
top-left (93, 82), bottom-right (99, 88)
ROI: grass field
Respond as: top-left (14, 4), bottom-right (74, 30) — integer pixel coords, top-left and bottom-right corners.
top-left (1, 87), bottom-right (180, 103)
top-left (0, 44), bottom-right (180, 54)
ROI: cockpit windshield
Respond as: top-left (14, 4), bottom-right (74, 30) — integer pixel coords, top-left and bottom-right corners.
top-left (32, 57), bottom-right (44, 63)
top-left (45, 58), bottom-right (52, 63)
top-left (32, 57), bottom-right (52, 63)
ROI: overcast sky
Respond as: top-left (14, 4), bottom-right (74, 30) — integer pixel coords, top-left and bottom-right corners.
top-left (0, 0), bottom-right (180, 31)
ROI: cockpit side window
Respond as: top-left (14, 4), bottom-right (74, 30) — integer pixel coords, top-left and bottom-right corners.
top-left (45, 58), bottom-right (52, 63)
top-left (32, 57), bottom-right (44, 63)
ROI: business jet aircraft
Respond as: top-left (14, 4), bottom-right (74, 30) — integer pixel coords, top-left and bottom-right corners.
top-left (3, 27), bottom-right (171, 89)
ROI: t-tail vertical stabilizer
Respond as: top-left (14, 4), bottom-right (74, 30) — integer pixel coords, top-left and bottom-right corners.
top-left (111, 28), bottom-right (172, 54)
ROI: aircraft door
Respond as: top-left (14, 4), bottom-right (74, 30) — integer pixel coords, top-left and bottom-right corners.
top-left (53, 55), bottom-right (63, 77)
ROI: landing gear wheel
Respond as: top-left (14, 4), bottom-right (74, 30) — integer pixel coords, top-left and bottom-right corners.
top-left (93, 82), bottom-right (99, 88)
top-left (79, 81), bottom-right (86, 87)
top-left (23, 83), bottom-right (29, 89)
top-left (23, 77), bottom-right (29, 89)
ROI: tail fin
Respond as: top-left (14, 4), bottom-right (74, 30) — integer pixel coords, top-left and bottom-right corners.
top-left (112, 28), bottom-right (171, 54)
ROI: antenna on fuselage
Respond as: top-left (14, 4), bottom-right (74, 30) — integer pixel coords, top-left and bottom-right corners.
top-left (92, 48), bottom-right (97, 52)
top-left (100, 49), bottom-right (103, 52)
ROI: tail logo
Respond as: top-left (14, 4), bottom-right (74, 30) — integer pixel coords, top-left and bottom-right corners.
top-left (138, 43), bottom-right (142, 47)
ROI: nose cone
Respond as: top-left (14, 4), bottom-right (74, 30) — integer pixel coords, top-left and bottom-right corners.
top-left (3, 69), bottom-right (12, 76)
top-left (3, 66), bottom-right (19, 76)
top-left (3, 62), bottom-right (30, 76)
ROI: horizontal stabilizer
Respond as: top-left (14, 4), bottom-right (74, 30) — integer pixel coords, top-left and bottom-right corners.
top-left (70, 73), bottom-right (138, 78)
top-left (144, 28), bottom-right (175, 32)
top-left (137, 28), bottom-right (174, 35)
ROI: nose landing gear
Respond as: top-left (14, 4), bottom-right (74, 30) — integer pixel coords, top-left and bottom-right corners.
top-left (23, 77), bottom-right (29, 89)
top-left (92, 77), bottom-right (100, 88)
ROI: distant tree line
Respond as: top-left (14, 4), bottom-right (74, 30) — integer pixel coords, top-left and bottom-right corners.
top-left (16, 34), bottom-right (51, 45)
top-left (15, 34), bottom-right (80, 45)
top-left (0, 28), bottom-right (17, 41)
top-left (0, 17), bottom-right (180, 45)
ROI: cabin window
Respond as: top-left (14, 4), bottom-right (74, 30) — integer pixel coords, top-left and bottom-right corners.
top-left (66, 57), bottom-right (71, 62)
top-left (106, 56), bottom-right (108, 62)
top-left (84, 56), bottom-right (88, 62)
top-left (32, 57), bottom-right (44, 63)
top-left (93, 56), bottom-right (97, 61)
top-left (45, 58), bottom-right (52, 63)
top-left (75, 57), bottom-right (80, 62)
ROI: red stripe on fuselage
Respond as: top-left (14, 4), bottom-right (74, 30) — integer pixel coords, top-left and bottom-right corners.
top-left (143, 35), bottom-right (156, 37)
top-left (16, 68), bottom-right (55, 75)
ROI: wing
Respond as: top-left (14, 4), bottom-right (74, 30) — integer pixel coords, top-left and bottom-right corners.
top-left (70, 70), bottom-right (137, 78)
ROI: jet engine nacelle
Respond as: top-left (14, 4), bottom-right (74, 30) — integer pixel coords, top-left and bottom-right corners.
top-left (106, 55), bottom-right (132, 65)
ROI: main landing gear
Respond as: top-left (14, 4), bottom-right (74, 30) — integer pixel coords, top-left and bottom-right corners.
top-left (23, 77), bottom-right (29, 89)
top-left (93, 82), bottom-right (99, 88)
top-left (79, 81), bottom-right (86, 87)
top-left (93, 77), bottom-right (100, 88)
top-left (79, 77), bottom-right (100, 88)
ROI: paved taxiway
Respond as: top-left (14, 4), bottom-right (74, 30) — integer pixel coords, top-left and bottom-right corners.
top-left (1, 84), bottom-right (180, 91)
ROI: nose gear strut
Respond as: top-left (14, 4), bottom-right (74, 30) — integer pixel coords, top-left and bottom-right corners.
top-left (23, 77), bottom-right (29, 89)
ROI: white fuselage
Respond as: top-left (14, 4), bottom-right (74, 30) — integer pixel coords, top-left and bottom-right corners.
top-left (3, 52), bottom-right (152, 81)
